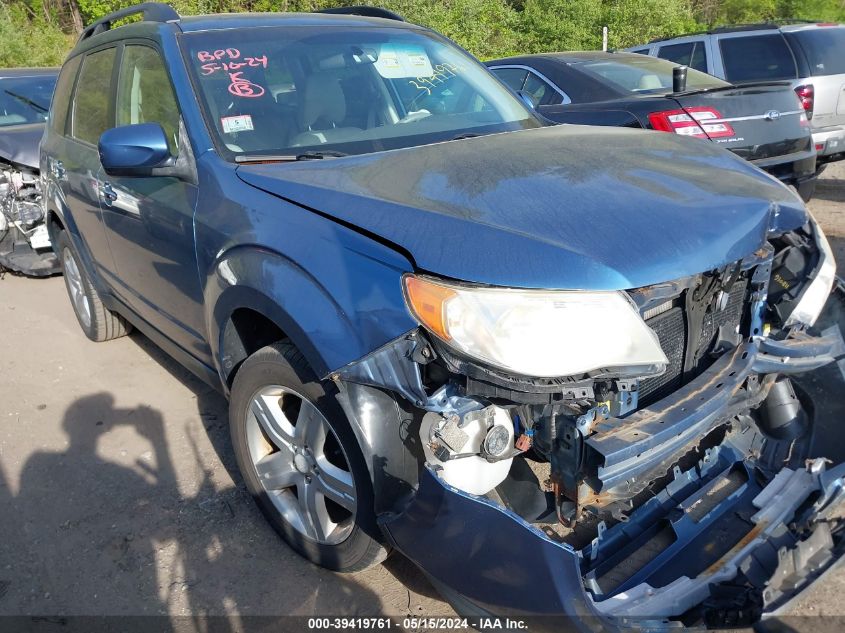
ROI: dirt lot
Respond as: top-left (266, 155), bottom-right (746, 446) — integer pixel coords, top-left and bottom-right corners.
top-left (0, 163), bottom-right (844, 627)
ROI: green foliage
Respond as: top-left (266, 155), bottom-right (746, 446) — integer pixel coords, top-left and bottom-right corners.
top-left (520, 0), bottom-right (604, 52)
top-left (602, 0), bottom-right (699, 49)
top-left (0, 2), bottom-right (75, 66)
top-left (2, 0), bottom-right (845, 67)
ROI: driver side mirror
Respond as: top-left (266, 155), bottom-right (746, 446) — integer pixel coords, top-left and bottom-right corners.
top-left (98, 123), bottom-right (172, 176)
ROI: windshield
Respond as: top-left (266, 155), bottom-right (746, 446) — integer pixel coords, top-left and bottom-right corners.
top-left (182, 26), bottom-right (538, 159)
top-left (0, 75), bottom-right (57, 127)
top-left (575, 56), bottom-right (729, 94)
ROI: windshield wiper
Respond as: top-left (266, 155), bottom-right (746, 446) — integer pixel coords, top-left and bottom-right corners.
top-left (235, 150), bottom-right (348, 164)
top-left (450, 132), bottom-right (481, 141)
top-left (295, 150), bottom-right (348, 160)
top-left (3, 90), bottom-right (47, 113)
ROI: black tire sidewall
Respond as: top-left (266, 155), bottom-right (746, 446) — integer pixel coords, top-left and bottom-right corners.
top-left (56, 231), bottom-right (98, 340)
top-left (229, 343), bottom-right (385, 571)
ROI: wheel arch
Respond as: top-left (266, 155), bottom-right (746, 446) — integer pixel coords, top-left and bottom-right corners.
top-left (208, 244), bottom-right (415, 391)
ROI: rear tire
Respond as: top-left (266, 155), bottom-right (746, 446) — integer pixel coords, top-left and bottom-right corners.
top-left (230, 341), bottom-right (388, 572)
top-left (56, 230), bottom-right (131, 342)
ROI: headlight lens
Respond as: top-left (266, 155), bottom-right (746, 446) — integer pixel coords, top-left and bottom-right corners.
top-left (403, 275), bottom-right (668, 378)
top-left (785, 217), bottom-right (836, 328)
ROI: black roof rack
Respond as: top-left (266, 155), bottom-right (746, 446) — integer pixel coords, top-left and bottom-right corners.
top-left (648, 19), bottom-right (832, 43)
top-left (79, 2), bottom-right (179, 42)
top-left (318, 6), bottom-right (404, 22)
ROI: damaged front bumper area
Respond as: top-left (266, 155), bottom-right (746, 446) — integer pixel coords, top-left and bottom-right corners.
top-left (335, 277), bottom-right (845, 629)
top-left (0, 159), bottom-right (58, 277)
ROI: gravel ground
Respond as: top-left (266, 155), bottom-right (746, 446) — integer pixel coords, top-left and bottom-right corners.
top-left (0, 163), bottom-right (843, 629)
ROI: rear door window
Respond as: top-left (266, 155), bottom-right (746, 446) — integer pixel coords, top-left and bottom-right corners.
top-left (491, 67), bottom-right (528, 92)
top-left (71, 47), bottom-right (117, 144)
top-left (657, 41), bottom-right (708, 73)
top-left (719, 34), bottom-right (798, 82)
top-left (788, 28), bottom-right (845, 76)
top-left (523, 72), bottom-right (564, 106)
top-left (50, 56), bottom-right (81, 135)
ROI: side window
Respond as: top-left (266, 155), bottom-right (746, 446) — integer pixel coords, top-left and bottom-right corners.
top-left (523, 72), bottom-right (563, 106)
top-left (116, 46), bottom-right (180, 155)
top-left (632, 48), bottom-right (650, 55)
top-left (49, 56), bottom-right (82, 135)
top-left (491, 67), bottom-right (528, 93)
top-left (689, 43), bottom-right (708, 73)
top-left (658, 42), bottom-right (708, 73)
top-left (719, 34), bottom-right (798, 82)
top-left (71, 47), bottom-right (117, 145)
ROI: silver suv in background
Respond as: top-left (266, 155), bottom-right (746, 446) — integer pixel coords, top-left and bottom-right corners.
top-left (628, 22), bottom-right (845, 170)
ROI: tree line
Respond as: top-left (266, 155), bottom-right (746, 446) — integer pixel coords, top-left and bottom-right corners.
top-left (2, 0), bottom-right (845, 66)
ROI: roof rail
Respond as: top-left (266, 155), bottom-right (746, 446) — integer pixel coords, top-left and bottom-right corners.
top-left (318, 6), bottom-right (405, 22)
top-left (648, 22), bottom-right (781, 43)
top-left (79, 2), bottom-right (179, 42)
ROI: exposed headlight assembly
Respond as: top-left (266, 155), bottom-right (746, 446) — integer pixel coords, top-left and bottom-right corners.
top-left (785, 216), bottom-right (837, 328)
top-left (403, 275), bottom-right (668, 379)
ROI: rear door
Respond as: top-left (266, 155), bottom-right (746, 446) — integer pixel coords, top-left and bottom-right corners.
top-left (59, 46), bottom-right (120, 278)
top-left (784, 26), bottom-right (845, 129)
top-left (655, 39), bottom-right (710, 74)
top-left (669, 83), bottom-right (812, 161)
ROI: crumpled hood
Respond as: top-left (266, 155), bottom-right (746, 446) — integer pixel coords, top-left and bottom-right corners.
top-left (0, 122), bottom-right (44, 170)
top-left (237, 125), bottom-right (807, 290)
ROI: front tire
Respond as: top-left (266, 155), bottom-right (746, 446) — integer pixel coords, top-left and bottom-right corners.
top-left (56, 230), bottom-right (131, 342)
top-left (229, 341), bottom-right (388, 572)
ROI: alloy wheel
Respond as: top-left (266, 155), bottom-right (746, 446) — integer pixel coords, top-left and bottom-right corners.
top-left (245, 385), bottom-right (357, 545)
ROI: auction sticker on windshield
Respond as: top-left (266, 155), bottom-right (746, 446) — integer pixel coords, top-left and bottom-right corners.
top-left (375, 45), bottom-right (434, 78)
top-left (221, 114), bottom-right (254, 133)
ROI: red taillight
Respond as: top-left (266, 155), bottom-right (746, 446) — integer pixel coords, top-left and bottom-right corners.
top-left (648, 107), bottom-right (735, 139)
top-left (795, 84), bottom-right (814, 120)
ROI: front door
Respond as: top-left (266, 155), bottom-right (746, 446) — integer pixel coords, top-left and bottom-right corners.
top-left (98, 44), bottom-right (207, 361)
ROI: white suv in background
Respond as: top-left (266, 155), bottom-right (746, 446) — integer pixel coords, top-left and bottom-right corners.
top-left (629, 22), bottom-right (845, 170)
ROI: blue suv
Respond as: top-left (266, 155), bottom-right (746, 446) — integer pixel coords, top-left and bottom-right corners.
top-left (41, 3), bottom-right (845, 628)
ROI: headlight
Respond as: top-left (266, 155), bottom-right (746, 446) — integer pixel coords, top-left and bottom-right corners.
top-left (785, 216), bottom-right (836, 328)
top-left (403, 275), bottom-right (668, 378)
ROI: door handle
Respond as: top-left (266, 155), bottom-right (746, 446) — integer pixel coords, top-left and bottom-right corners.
top-left (51, 159), bottom-right (66, 181)
top-left (98, 181), bottom-right (118, 205)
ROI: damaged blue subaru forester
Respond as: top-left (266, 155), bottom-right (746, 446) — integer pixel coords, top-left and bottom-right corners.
top-left (41, 3), bottom-right (845, 629)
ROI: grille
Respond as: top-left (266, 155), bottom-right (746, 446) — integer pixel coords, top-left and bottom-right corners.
top-left (694, 279), bottom-right (748, 366)
top-left (638, 280), bottom-right (748, 407)
top-left (639, 307), bottom-right (686, 403)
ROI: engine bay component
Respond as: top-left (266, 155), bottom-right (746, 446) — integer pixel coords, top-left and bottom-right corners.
top-left (422, 404), bottom-right (515, 495)
top-left (758, 377), bottom-right (806, 439)
top-left (0, 160), bottom-right (58, 277)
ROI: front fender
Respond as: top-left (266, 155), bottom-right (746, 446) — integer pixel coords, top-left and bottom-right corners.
top-left (206, 240), bottom-right (417, 386)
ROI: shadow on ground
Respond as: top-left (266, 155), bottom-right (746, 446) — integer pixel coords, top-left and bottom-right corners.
top-left (0, 330), bottom-right (441, 629)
